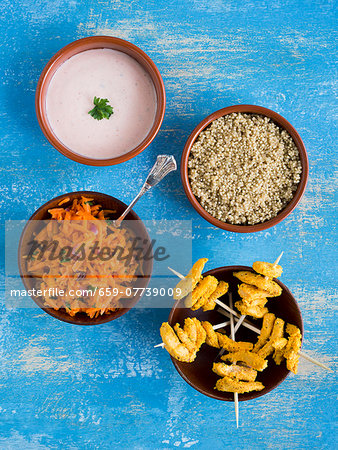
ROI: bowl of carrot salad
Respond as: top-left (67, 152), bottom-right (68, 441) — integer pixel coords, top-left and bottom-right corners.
top-left (18, 191), bottom-right (153, 325)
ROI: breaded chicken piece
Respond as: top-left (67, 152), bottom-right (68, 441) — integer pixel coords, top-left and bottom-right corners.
top-left (273, 348), bottom-right (285, 365)
top-left (241, 296), bottom-right (268, 308)
top-left (233, 271), bottom-right (282, 297)
top-left (201, 321), bottom-right (219, 347)
top-left (202, 280), bottom-right (229, 311)
top-left (257, 318), bottom-right (285, 359)
top-left (252, 261), bottom-right (283, 278)
top-left (273, 337), bottom-right (288, 350)
top-left (238, 283), bottom-right (269, 300)
top-left (253, 313), bottom-right (276, 352)
top-left (183, 293), bottom-right (194, 308)
top-left (174, 323), bottom-right (196, 354)
top-left (212, 363), bottom-right (257, 382)
top-left (285, 343), bottom-right (301, 374)
top-left (160, 322), bottom-right (193, 362)
top-left (272, 338), bottom-right (288, 365)
top-left (191, 276), bottom-right (218, 310)
top-left (173, 279), bottom-right (193, 302)
top-left (182, 317), bottom-right (197, 343)
top-left (284, 324), bottom-right (302, 374)
top-left (286, 323), bottom-right (301, 337)
top-left (173, 258), bottom-right (208, 300)
top-left (160, 318), bottom-right (207, 363)
top-left (215, 376), bottom-right (264, 394)
top-left (201, 321), bottom-right (253, 352)
top-left (217, 334), bottom-right (254, 352)
top-left (221, 350), bottom-right (268, 371)
top-left (235, 300), bottom-right (268, 319)
top-left (187, 317), bottom-right (206, 350)
top-left (190, 276), bottom-right (214, 306)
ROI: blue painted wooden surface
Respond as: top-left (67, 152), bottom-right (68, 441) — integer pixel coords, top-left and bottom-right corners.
top-left (0, 0), bottom-right (337, 448)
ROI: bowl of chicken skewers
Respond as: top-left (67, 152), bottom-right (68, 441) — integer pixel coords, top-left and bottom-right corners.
top-left (157, 257), bottom-right (303, 401)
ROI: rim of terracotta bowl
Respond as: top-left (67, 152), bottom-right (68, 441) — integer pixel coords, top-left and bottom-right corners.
top-left (181, 105), bottom-right (309, 233)
top-left (168, 265), bottom-right (304, 401)
top-left (36, 36), bottom-right (166, 166)
top-left (18, 191), bottom-right (153, 325)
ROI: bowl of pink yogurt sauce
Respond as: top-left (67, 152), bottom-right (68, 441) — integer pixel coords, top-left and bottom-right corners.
top-left (36, 36), bottom-right (166, 166)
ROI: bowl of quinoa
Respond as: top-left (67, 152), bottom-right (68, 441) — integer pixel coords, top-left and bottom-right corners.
top-left (182, 105), bottom-right (308, 232)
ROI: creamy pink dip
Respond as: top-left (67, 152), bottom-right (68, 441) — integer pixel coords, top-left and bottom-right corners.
top-left (46, 49), bottom-right (157, 159)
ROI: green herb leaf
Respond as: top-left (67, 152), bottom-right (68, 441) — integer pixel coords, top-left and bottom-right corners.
top-left (88, 96), bottom-right (114, 120)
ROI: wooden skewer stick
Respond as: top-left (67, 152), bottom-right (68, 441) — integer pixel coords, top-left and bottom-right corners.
top-left (168, 266), bottom-right (185, 280)
top-left (273, 251), bottom-right (284, 266)
top-left (213, 320), bottom-right (230, 330)
top-left (297, 351), bottom-right (333, 371)
top-left (217, 309), bottom-right (260, 334)
top-left (214, 294), bottom-right (237, 361)
top-left (167, 266), bottom-right (332, 371)
top-left (234, 314), bottom-right (246, 333)
top-left (235, 252), bottom-right (284, 333)
top-left (229, 293), bottom-right (239, 428)
top-left (215, 299), bottom-right (259, 333)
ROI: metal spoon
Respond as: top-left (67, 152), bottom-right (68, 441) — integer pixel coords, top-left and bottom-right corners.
top-left (114, 154), bottom-right (177, 227)
top-left (73, 155), bottom-right (176, 279)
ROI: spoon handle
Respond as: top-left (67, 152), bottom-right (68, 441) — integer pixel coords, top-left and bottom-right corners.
top-left (115, 155), bottom-right (177, 226)
top-left (143, 154), bottom-right (177, 188)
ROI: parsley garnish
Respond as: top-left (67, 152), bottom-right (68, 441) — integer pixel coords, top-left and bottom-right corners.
top-left (88, 96), bottom-right (114, 120)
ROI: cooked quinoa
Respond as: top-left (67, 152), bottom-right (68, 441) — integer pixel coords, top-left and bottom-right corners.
top-left (188, 113), bottom-right (302, 225)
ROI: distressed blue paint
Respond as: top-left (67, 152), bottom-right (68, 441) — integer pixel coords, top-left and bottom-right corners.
top-left (0, 0), bottom-right (337, 448)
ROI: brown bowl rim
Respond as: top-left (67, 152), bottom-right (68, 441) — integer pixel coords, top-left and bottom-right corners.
top-left (181, 105), bottom-right (309, 233)
top-left (36, 36), bottom-right (166, 166)
top-left (168, 265), bottom-right (304, 401)
top-left (18, 190), bottom-right (153, 325)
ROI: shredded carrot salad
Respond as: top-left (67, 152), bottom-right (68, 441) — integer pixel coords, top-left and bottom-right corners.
top-left (25, 196), bottom-right (141, 319)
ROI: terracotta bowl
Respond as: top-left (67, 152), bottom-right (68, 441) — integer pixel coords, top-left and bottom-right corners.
top-left (181, 105), bottom-right (309, 232)
top-left (36, 36), bottom-right (166, 166)
top-left (168, 265), bottom-right (303, 401)
top-left (18, 191), bottom-right (153, 325)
